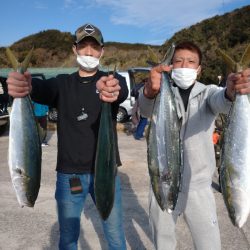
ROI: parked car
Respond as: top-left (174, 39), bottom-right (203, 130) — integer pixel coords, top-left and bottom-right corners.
top-left (0, 77), bottom-right (12, 135)
top-left (117, 67), bottom-right (151, 123)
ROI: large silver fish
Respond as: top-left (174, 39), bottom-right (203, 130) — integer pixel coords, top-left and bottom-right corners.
top-left (147, 44), bottom-right (182, 212)
top-left (218, 44), bottom-right (250, 228)
top-left (7, 48), bottom-right (42, 207)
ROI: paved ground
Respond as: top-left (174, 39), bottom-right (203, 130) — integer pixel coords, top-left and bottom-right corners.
top-left (0, 124), bottom-right (250, 250)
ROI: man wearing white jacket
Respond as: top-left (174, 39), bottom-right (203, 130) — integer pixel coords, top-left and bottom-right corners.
top-left (139, 41), bottom-right (250, 250)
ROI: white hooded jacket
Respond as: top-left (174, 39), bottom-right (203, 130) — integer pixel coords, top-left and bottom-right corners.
top-left (139, 81), bottom-right (231, 193)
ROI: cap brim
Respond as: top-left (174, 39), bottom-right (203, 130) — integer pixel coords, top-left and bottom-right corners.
top-left (76, 35), bottom-right (103, 46)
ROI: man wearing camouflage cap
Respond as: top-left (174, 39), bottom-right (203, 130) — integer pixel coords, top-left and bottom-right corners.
top-left (7, 23), bottom-right (127, 249)
top-left (75, 23), bottom-right (104, 45)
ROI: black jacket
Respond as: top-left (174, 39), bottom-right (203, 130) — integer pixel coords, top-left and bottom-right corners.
top-left (31, 70), bottom-right (128, 174)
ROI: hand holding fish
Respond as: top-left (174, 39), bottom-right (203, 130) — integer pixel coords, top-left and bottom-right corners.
top-left (96, 74), bottom-right (121, 102)
top-left (225, 69), bottom-right (250, 101)
top-left (232, 68), bottom-right (250, 93)
top-left (144, 64), bottom-right (172, 99)
top-left (7, 71), bottom-right (32, 98)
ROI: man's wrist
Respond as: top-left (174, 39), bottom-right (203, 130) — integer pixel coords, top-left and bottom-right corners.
top-left (224, 88), bottom-right (234, 102)
top-left (143, 86), bottom-right (156, 99)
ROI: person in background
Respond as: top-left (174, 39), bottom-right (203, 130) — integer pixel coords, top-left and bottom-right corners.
top-left (131, 78), bottom-right (148, 140)
top-left (7, 23), bottom-right (128, 250)
top-left (32, 101), bottom-right (49, 146)
top-left (213, 127), bottom-right (222, 191)
top-left (139, 41), bottom-right (250, 250)
top-left (0, 77), bottom-right (9, 115)
top-left (134, 114), bottom-right (148, 140)
top-left (213, 129), bottom-right (220, 145)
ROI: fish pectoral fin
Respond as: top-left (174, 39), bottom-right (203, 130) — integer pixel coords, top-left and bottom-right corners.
top-left (14, 168), bottom-right (23, 175)
top-left (14, 168), bottom-right (31, 181)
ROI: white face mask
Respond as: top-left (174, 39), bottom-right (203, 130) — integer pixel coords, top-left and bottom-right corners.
top-left (171, 67), bottom-right (199, 89)
top-left (76, 55), bottom-right (100, 72)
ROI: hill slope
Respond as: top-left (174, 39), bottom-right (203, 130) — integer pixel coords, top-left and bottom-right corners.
top-left (0, 5), bottom-right (249, 83)
top-left (0, 31), bottom-right (161, 70)
top-left (163, 5), bottom-right (250, 83)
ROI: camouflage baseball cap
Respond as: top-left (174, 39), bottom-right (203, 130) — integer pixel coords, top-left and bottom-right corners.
top-left (74, 23), bottom-right (104, 46)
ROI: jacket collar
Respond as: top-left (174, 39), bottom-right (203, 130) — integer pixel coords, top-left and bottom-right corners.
top-left (189, 81), bottom-right (206, 99)
top-left (171, 81), bottom-right (206, 121)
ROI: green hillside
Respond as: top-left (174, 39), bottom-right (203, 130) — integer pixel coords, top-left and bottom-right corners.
top-left (0, 31), bottom-right (161, 70)
top-left (163, 5), bottom-right (250, 84)
top-left (0, 5), bottom-right (249, 84)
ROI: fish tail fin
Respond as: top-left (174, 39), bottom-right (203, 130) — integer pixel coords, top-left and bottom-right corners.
top-left (240, 43), bottom-right (250, 68)
top-left (6, 48), bottom-right (19, 71)
top-left (216, 48), bottom-right (239, 72)
top-left (162, 43), bottom-right (175, 65)
top-left (6, 47), bottom-right (34, 73)
top-left (21, 47), bottom-right (34, 73)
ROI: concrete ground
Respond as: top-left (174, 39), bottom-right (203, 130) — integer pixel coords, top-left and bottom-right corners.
top-left (0, 124), bottom-right (250, 250)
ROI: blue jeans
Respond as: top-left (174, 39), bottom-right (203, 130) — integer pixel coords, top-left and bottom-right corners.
top-left (55, 173), bottom-right (126, 250)
top-left (135, 116), bottom-right (148, 139)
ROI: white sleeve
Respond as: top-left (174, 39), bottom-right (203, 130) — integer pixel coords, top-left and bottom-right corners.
top-left (138, 87), bottom-right (155, 118)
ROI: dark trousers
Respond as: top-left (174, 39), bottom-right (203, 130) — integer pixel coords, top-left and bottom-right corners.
top-left (135, 116), bottom-right (148, 139)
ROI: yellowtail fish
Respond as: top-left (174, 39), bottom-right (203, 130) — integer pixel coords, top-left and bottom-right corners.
top-left (7, 48), bottom-right (42, 207)
top-left (147, 44), bottom-right (183, 212)
top-left (218, 44), bottom-right (250, 228)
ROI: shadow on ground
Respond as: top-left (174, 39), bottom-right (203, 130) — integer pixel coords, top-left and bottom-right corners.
top-left (43, 172), bottom-right (152, 250)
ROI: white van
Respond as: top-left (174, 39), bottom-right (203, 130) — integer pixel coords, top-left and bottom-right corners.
top-left (117, 67), bottom-right (150, 122)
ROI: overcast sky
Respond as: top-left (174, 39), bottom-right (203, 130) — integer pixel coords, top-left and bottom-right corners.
top-left (0, 0), bottom-right (249, 46)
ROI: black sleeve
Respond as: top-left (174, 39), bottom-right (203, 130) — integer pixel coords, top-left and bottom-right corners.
top-left (109, 72), bottom-right (128, 121)
top-left (30, 76), bottom-right (61, 108)
top-left (131, 86), bottom-right (137, 98)
top-left (131, 82), bottom-right (144, 99)
top-left (114, 72), bottom-right (128, 104)
top-left (0, 77), bottom-right (9, 104)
